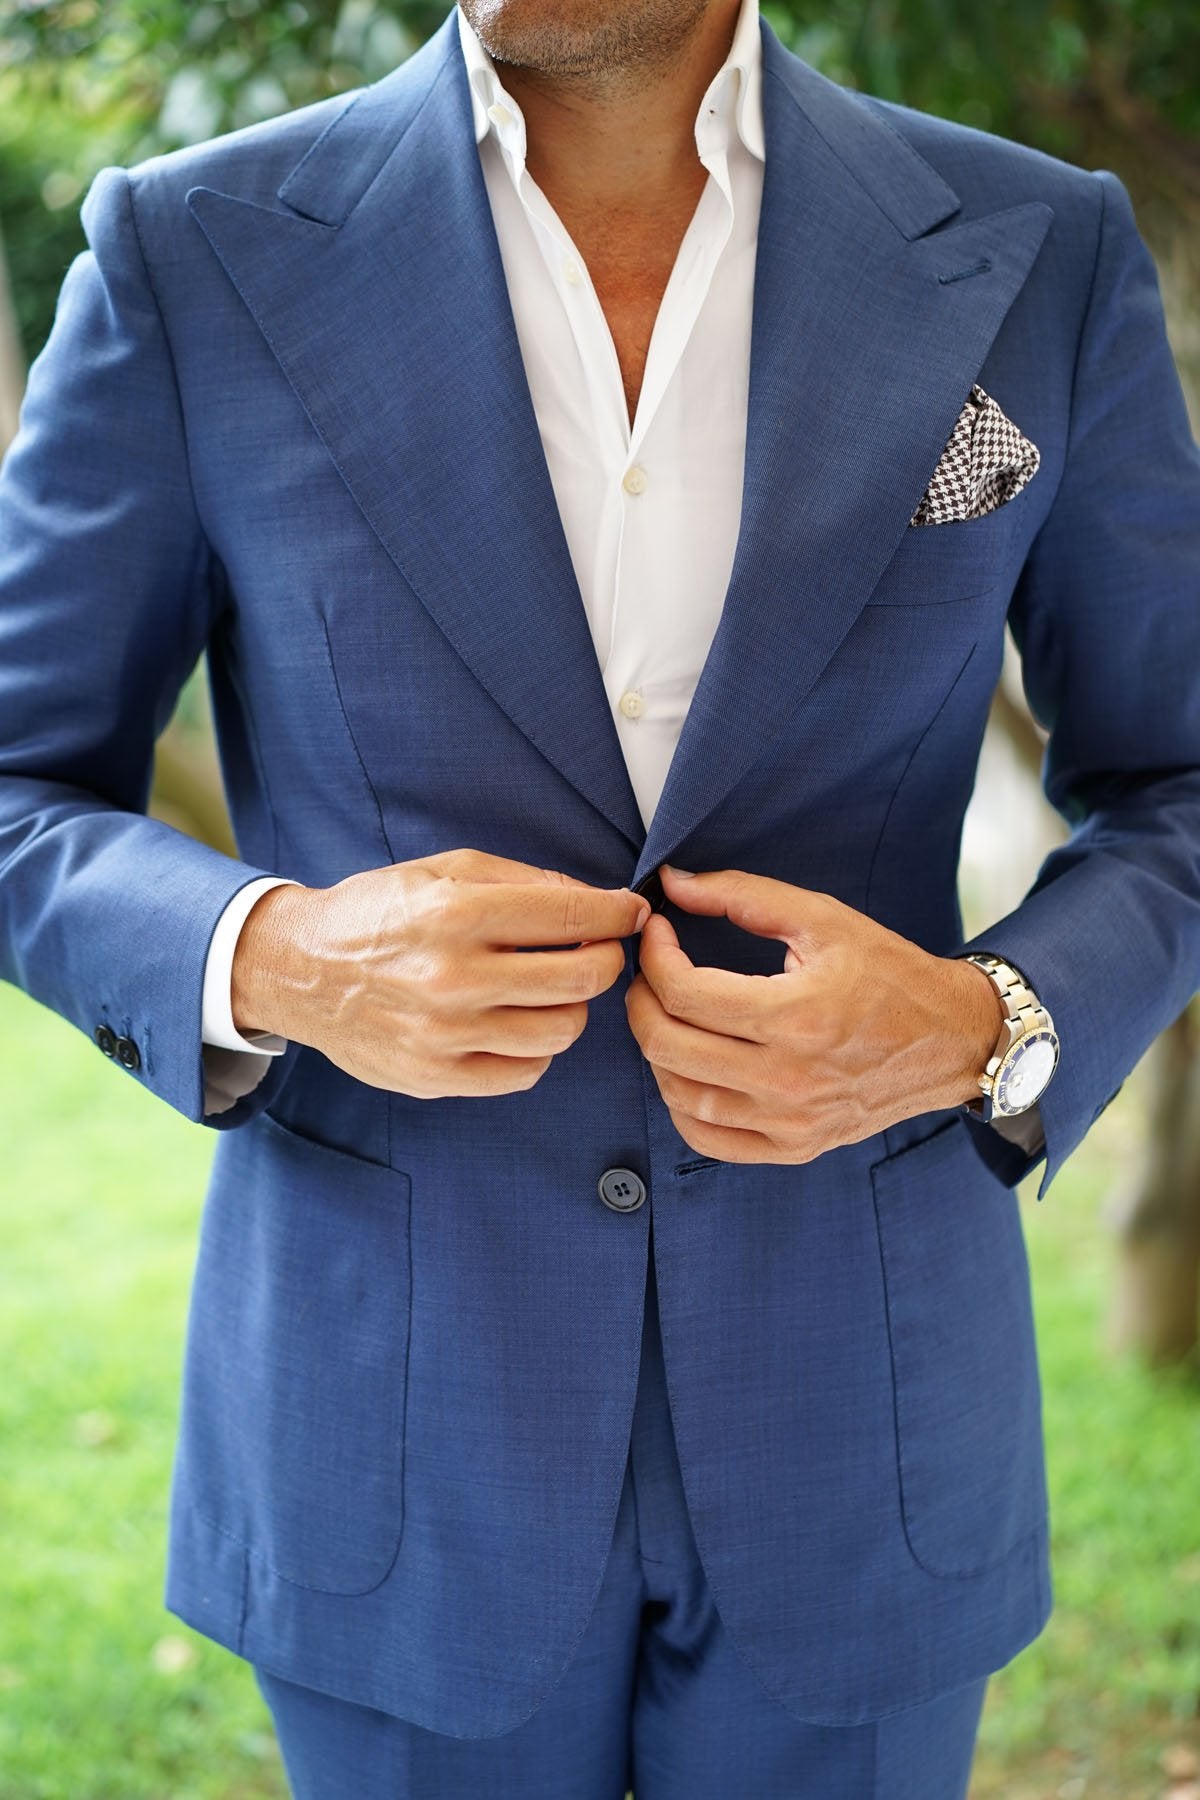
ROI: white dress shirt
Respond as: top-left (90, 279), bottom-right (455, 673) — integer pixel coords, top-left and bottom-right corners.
top-left (198, 0), bottom-right (1044, 1159)
top-left (458, 0), bottom-right (764, 832)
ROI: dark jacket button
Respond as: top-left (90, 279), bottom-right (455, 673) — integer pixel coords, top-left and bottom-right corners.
top-left (632, 869), bottom-right (665, 915)
top-left (94, 1025), bottom-right (117, 1057)
top-left (598, 1167), bottom-right (646, 1212)
top-left (115, 1036), bottom-right (141, 1072)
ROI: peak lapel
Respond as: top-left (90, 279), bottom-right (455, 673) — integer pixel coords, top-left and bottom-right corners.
top-left (185, 15), bottom-right (646, 853)
top-left (633, 24), bottom-right (1053, 885)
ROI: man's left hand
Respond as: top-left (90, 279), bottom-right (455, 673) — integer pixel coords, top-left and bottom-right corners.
top-left (624, 865), bottom-right (1005, 1164)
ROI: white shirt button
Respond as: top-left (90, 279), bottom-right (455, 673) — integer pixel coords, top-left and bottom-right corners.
top-left (622, 466), bottom-right (648, 496)
top-left (618, 690), bottom-right (645, 719)
top-left (487, 102), bottom-right (515, 130)
top-left (562, 259), bottom-right (583, 287)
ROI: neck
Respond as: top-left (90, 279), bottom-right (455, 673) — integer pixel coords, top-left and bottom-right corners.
top-left (496, 1), bottom-right (743, 215)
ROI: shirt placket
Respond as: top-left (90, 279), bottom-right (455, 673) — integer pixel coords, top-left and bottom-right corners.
top-left (488, 99), bottom-right (634, 677)
top-left (607, 135), bottom-right (736, 772)
top-left (482, 70), bottom-right (742, 826)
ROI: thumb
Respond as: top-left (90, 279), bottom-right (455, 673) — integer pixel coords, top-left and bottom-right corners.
top-left (658, 864), bottom-right (829, 951)
top-left (422, 848), bottom-right (621, 893)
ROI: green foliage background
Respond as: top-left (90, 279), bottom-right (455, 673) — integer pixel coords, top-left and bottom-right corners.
top-left (2, 0), bottom-right (1199, 366)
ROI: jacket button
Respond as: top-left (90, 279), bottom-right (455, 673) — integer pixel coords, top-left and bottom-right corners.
top-left (632, 868), bottom-right (664, 915)
top-left (114, 1035), bottom-right (141, 1072)
top-left (94, 1024), bottom-right (117, 1057)
top-left (598, 1167), bottom-right (646, 1212)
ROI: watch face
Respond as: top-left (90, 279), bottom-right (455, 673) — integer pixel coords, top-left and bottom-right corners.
top-left (995, 1031), bottom-right (1059, 1113)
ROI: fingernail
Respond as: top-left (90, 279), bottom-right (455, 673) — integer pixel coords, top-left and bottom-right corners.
top-left (662, 864), bottom-right (695, 878)
top-left (635, 903), bottom-right (651, 930)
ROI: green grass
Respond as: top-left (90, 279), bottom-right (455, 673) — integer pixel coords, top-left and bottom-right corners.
top-left (0, 984), bottom-right (287, 1800)
top-left (1, 979), bottom-right (1198, 1798)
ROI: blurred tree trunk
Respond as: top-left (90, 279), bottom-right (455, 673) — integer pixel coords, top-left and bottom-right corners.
top-left (1103, 1005), bottom-right (1200, 1364)
top-left (0, 217), bottom-right (25, 458)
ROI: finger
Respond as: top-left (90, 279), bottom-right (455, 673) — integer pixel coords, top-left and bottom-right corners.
top-left (485, 939), bottom-right (628, 1003)
top-left (658, 1110), bottom-right (789, 1164)
top-left (625, 975), bottom-right (766, 1088)
top-left (437, 1049), bottom-right (555, 1097)
top-left (636, 912), bottom-right (774, 1042)
top-left (648, 1064), bottom-right (762, 1131)
top-left (658, 865), bottom-right (840, 949)
top-left (446, 1001), bottom-right (588, 1057)
top-left (420, 848), bottom-right (602, 889)
top-left (463, 881), bottom-right (650, 947)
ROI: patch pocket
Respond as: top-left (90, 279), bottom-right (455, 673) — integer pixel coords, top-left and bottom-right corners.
top-left (870, 1116), bottom-right (1047, 1578)
top-left (183, 1109), bottom-right (412, 1595)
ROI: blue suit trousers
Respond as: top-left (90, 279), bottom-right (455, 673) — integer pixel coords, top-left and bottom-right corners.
top-left (252, 1222), bottom-right (989, 1799)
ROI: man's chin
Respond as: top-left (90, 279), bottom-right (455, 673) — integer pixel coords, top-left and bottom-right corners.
top-left (459, 0), bottom-right (710, 83)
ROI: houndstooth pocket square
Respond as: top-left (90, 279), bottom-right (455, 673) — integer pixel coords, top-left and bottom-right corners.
top-left (910, 383), bottom-right (1040, 526)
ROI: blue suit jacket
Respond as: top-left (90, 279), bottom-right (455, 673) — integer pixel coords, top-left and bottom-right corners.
top-left (2, 8), bottom-right (1199, 1738)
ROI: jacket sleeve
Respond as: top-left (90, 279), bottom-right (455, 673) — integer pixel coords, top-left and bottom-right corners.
top-left (0, 164), bottom-right (300, 1127)
top-left (957, 168), bottom-right (1200, 1200)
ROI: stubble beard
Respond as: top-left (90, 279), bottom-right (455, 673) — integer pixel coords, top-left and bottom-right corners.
top-left (461, 0), bottom-right (713, 94)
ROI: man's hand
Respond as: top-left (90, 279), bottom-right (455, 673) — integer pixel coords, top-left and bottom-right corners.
top-left (625, 865), bottom-right (1005, 1164)
top-left (231, 848), bottom-right (650, 1099)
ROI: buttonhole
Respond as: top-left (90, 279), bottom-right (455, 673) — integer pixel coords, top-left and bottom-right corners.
top-left (938, 258), bottom-right (992, 285)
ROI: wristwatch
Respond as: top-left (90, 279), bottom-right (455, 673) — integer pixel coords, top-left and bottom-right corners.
top-left (960, 952), bottom-right (1060, 1121)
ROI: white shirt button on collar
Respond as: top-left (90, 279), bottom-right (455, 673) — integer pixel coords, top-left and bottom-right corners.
top-left (562, 259), bottom-right (583, 287)
top-left (622, 465), bottom-right (648, 496)
top-left (487, 102), bottom-right (515, 130)
top-left (619, 691), bottom-right (645, 719)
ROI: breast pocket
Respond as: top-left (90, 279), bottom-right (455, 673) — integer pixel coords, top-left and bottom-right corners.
top-left (181, 1109), bottom-right (412, 1595)
top-left (867, 493), bottom-right (1033, 607)
top-left (870, 1115), bottom-right (1048, 1578)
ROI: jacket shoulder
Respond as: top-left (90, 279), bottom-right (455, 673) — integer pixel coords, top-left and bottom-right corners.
top-left (120, 87), bottom-right (364, 217)
top-left (106, 19), bottom-right (452, 232)
top-left (858, 90), bottom-right (1105, 222)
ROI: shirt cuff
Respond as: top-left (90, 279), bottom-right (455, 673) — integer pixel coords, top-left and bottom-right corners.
top-left (201, 875), bottom-right (298, 1054)
top-left (200, 1044), bottom-right (281, 1117)
top-left (985, 1102), bottom-right (1046, 1157)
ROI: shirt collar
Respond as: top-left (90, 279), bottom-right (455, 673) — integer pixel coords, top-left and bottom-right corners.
top-left (456, 0), bottom-right (765, 165)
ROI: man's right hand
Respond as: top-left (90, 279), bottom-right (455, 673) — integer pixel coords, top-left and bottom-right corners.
top-left (230, 847), bottom-right (651, 1098)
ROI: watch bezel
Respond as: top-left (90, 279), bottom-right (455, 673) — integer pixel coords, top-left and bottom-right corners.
top-left (988, 1027), bottom-right (1060, 1116)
